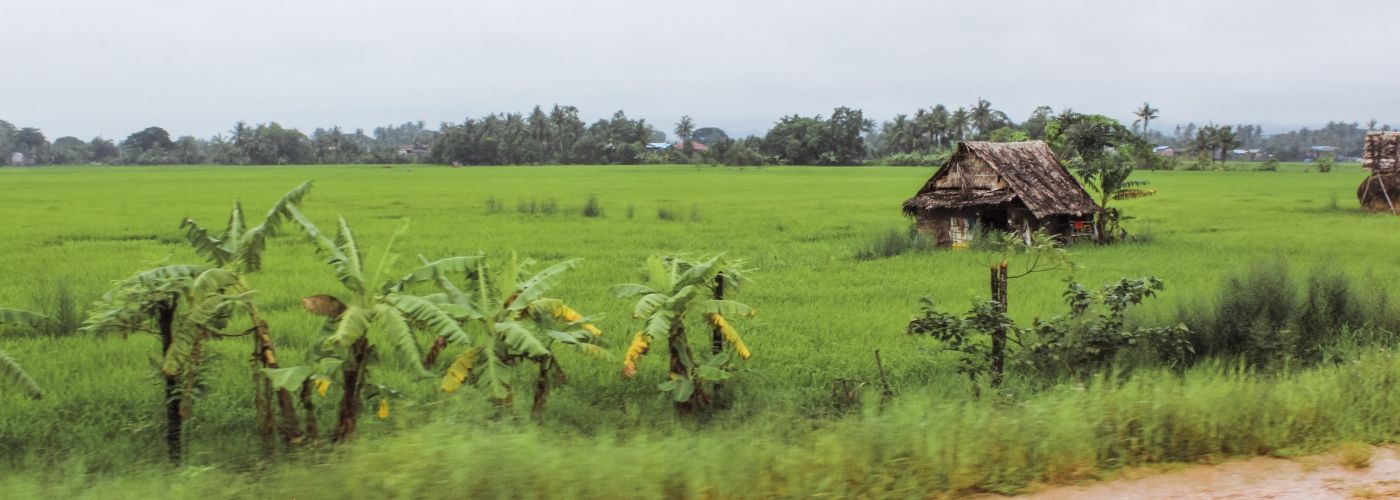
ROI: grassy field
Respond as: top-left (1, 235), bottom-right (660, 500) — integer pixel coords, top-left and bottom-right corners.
top-left (2, 162), bottom-right (1399, 497)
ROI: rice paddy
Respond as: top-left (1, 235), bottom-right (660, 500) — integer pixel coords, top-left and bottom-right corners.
top-left (2, 161), bottom-right (1398, 497)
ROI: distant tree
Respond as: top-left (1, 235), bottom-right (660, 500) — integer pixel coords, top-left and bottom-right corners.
top-left (50, 136), bottom-right (91, 164)
top-left (692, 127), bottom-right (728, 146)
top-left (1045, 112), bottom-right (1156, 243)
top-left (1211, 125), bottom-right (1241, 163)
top-left (675, 115), bottom-right (695, 155)
top-left (172, 136), bottom-right (205, 164)
top-left (89, 136), bottom-right (119, 162)
top-left (1132, 103), bottom-right (1159, 138)
top-left (968, 98), bottom-right (1010, 140)
top-left (122, 127), bottom-right (175, 164)
top-left (949, 108), bottom-right (970, 142)
top-left (14, 127), bottom-right (49, 162)
top-left (1022, 106), bottom-right (1055, 140)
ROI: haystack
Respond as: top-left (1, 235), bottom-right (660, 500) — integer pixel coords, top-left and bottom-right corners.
top-left (1359, 131), bottom-right (1400, 214)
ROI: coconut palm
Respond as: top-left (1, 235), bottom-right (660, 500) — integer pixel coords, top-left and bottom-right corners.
top-left (1133, 102), bottom-right (1159, 138)
top-left (675, 115), bottom-right (696, 154)
top-left (0, 308), bottom-right (46, 400)
top-left (284, 211), bottom-right (475, 442)
top-left (969, 98), bottom-right (1010, 140)
top-left (950, 107), bottom-right (971, 142)
top-left (613, 255), bottom-right (754, 412)
top-left (431, 254), bottom-right (605, 416)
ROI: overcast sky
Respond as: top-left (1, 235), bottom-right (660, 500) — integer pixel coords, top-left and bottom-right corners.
top-left (4, 0), bottom-right (1397, 140)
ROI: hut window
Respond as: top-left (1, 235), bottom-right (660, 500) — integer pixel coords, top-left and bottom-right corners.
top-left (949, 216), bottom-right (972, 243)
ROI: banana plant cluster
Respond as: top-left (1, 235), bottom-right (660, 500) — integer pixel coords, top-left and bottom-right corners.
top-left (613, 255), bottom-right (754, 412)
top-left (83, 181), bottom-right (312, 461)
top-left (428, 254), bottom-right (606, 416)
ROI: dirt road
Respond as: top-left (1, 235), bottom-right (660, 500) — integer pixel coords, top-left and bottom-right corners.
top-left (988, 447), bottom-right (1400, 499)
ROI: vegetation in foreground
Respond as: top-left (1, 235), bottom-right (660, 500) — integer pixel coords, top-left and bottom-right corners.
top-left (1, 163), bottom-right (1399, 497)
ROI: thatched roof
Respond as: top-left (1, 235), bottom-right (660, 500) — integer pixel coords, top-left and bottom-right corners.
top-left (1363, 131), bottom-right (1400, 172)
top-left (902, 141), bottom-right (1098, 218)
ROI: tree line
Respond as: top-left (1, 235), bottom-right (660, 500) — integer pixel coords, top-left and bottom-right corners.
top-left (3, 103), bottom-right (1393, 167)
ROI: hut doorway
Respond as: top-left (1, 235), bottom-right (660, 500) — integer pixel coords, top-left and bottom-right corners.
top-left (978, 208), bottom-right (1010, 232)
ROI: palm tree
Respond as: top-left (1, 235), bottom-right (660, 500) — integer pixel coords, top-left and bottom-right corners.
top-left (431, 255), bottom-right (605, 417)
top-left (613, 255), bottom-right (753, 413)
top-left (1133, 103), bottom-right (1160, 138)
top-left (0, 308), bottom-right (45, 400)
top-left (284, 212), bottom-right (474, 442)
top-left (969, 98), bottom-right (1007, 140)
top-left (950, 108), bottom-right (971, 143)
top-left (675, 115), bottom-right (696, 154)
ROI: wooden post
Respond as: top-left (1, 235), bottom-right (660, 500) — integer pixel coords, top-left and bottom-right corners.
top-left (990, 261), bottom-right (1008, 387)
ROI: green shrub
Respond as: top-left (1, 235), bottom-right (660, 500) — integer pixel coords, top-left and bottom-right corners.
top-left (582, 195), bottom-right (603, 218)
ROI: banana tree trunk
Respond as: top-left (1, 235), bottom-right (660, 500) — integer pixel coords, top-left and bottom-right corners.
top-left (531, 358), bottom-right (551, 419)
top-left (299, 379), bottom-right (319, 444)
top-left (248, 310), bottom-right (303, 447)
top-left (423, 335), bottom-right (449, 368)
top-left (157, 302), bottom-right (182, 463)
top-left (669, 321), bottom-right (707, 413)
top-left (711, 275), bottom-right (725, 354)
top-left (332, 336), bottom-right (369, 443)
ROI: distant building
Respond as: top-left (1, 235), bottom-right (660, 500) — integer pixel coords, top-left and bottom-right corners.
top-left (673, 141), bottom-right (709, 152)
top-left (1308, 145), bottom-right (1339, 159)
top-left (645, 142), bottom-right (671, 150)
top-left (397, 144), bottom-right (430, 156)
top-left (1152, 145), bottom-right (1176, 157)
top-left (9, 152), bottom-right (23, 165)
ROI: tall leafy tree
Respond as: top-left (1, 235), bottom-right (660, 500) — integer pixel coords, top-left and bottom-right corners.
top-left (1046, 112), bottom-right (1156, 242)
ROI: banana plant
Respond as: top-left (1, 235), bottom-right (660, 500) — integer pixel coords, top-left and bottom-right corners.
top-left (432, 255), bottom-right (606, 417)
top-left (284, 208), bottom-right (477, 442)
top-left (612, 255), bottom-right (754, 413)
top-left (83, 264), bottom-right (250, 462)
top-left (1, 308), bottom-right (47, 400)
top-left (176, 180), bottom-right (312, 448)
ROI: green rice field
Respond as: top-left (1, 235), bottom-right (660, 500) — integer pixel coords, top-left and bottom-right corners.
top-left (2, 162), bottom-right (1399, 497)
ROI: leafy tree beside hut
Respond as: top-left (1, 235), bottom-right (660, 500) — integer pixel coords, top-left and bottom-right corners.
top-left (902, 141), bottom-right (1098, 247)
top-left (1359, 131), bottom-right (1400, 214)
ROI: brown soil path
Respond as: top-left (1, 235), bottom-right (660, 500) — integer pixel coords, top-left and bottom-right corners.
top-left (983, 447), bottom-right (1400, 499)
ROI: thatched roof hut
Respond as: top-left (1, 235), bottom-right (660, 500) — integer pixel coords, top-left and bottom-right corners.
top-left (1359, 132), bottom-right (1400, 214)
top-left (902, 141), bottom-right (1098, 246)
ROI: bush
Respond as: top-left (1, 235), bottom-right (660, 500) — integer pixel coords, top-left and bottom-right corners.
top-left (657, 207), bottom-right (679, 221)
top-left (582, 195), bottom-right (603, 218)
top-left (854, 225), bottom-right (933, 260)
top-left (1316, 155), bottom-right (1335, 173)
top-left (1182, 261), bottom-right (1367, 367)
top-left (484, 196), bottom-right (503, 214)
top-left (1255, 159), bottom-right (1278, 172)
top-left (877, 152), bottom-right (948, 167)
